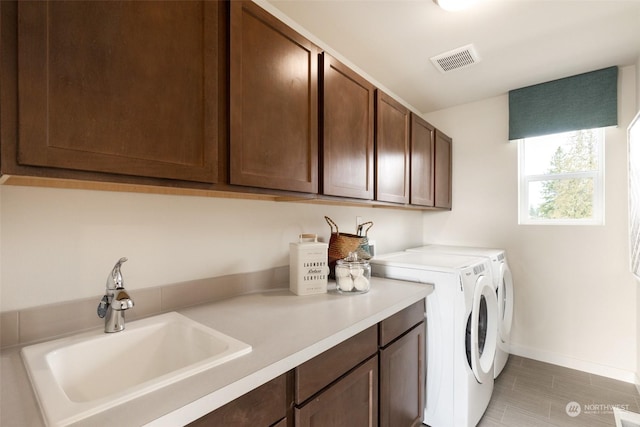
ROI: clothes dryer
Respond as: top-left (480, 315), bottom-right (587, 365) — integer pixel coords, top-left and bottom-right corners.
top-left (406, 245), bottom-right (513, 378)
top-left (370, 251), bottom-right (497, 427)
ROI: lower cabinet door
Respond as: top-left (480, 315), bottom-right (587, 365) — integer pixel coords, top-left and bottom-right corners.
top-left (379, 324), bottom-right (425, 427)
top-left (295, 355), bottom-right (378, 427)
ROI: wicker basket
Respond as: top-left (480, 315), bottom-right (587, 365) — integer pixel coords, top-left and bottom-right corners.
top-left (325, 216), bottom-right (372, 279)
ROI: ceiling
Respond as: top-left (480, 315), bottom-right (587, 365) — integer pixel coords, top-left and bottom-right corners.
top-left (265, 0), bottom-right (640, 114)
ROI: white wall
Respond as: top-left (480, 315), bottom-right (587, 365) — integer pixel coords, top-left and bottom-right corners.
top-left (424, 65), bottom-right (637, 381)
top-left (636, 54), bottom-right (640, 390)
top-left (637, 55), bottom-right (640, 106)
top-left (0, 187), bottom-right (423, 311)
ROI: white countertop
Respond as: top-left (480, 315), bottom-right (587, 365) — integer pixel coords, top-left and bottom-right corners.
top-left (1, 278), bottom-right (431, 427)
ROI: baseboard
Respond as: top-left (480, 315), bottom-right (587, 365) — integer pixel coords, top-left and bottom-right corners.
top-left (636, 373), bottom-right (640, 396)
top-left (510, 343), bottom-right (636, 384)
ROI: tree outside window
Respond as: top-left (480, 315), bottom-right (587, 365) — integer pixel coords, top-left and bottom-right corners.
top-left (518, 128), bottom-right (604, 225)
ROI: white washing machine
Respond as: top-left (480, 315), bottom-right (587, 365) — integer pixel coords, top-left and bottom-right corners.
top-left (406, 245), bottom-right (514, 378)
top-left (370, 251), bottom-right (497, 427)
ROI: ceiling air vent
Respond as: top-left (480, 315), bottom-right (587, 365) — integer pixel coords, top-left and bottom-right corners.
top-left (430, 44), bottom-right (480, 73)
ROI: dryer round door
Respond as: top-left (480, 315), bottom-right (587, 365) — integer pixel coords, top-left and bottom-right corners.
top-left (498, 264), bottom-right (514, 341)
top-left (466, 274), bottom-right (498, 384)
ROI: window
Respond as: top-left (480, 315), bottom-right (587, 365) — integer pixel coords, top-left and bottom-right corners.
top-left (518, 128), bottom-right (604, 225)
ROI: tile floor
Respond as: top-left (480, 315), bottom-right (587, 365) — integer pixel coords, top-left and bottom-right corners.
top-left (478, 355), bottom-right (640, 427)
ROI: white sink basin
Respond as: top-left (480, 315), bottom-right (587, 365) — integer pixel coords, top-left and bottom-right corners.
top-left (21, 312), bottom-right (252, 426)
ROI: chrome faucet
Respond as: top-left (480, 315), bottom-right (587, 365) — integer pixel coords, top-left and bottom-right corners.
top-left (97, 257), bottom-right (134, 333)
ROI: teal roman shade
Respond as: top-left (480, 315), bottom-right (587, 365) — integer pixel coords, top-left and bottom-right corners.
top-left (508, 66), bottom-right (618, 140)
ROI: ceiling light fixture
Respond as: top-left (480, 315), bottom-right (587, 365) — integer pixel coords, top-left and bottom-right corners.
top-left (434, 0), bottom-right (478, 12)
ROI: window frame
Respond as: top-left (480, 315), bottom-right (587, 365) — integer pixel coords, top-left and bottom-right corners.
top-left (517, 128), bottom-right (605, 226)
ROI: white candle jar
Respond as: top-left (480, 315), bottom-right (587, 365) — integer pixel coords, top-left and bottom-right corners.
top-left (335, 253), bottom-right (370, 294)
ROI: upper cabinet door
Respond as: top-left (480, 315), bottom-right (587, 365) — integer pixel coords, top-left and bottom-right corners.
top-left (410, 114), bottom-right (435, 207)
top-left (16, 1), bottom-right (221, 183)
top-left (230, 1), bottom-right (318, 193)
top-left (320, 53), bottom-right (375, 200)
top-left (376, 91), bottom-right (410, 204)
top-left (434, 130), bottom-right (453, 209)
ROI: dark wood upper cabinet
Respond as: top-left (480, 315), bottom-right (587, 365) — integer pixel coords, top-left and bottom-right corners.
top-left (410, 114), bottom-right (436, 207)
top-left (434, 130), bottom-right (453, 209)
top-left (1, 0), bottom-right (452, 210)
top-left (14, 1), bottom-right (222, 183)
top-left (230, 1), bottom-right (318, 193)
top-left (319, 53), bottom-right (375, 200)
top-left (375, 90), bottom-right (410, 204)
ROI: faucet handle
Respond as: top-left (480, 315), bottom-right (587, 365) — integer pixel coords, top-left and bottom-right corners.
top-left (106, 257), bottom-right (128, 290)
top-left (97, 295), bottom-right (109, 318)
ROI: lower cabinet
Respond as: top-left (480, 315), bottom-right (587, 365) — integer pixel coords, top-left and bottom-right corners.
top-left (379, 326), bottom-right (424, 427)
top-left (187, 373), bottom-right (288, 427)
top-left (186, 301), bottom-right (425, 427)
top-left (379, 300), bottom-right (426, 427)
top-left (295, 356), bottom-right (379, 427)
top-left (294, 326), bottom-right (379, 427)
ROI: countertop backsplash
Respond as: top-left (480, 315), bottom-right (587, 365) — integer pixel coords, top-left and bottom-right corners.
top-left (0, 266), bottom-right (288, 350)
